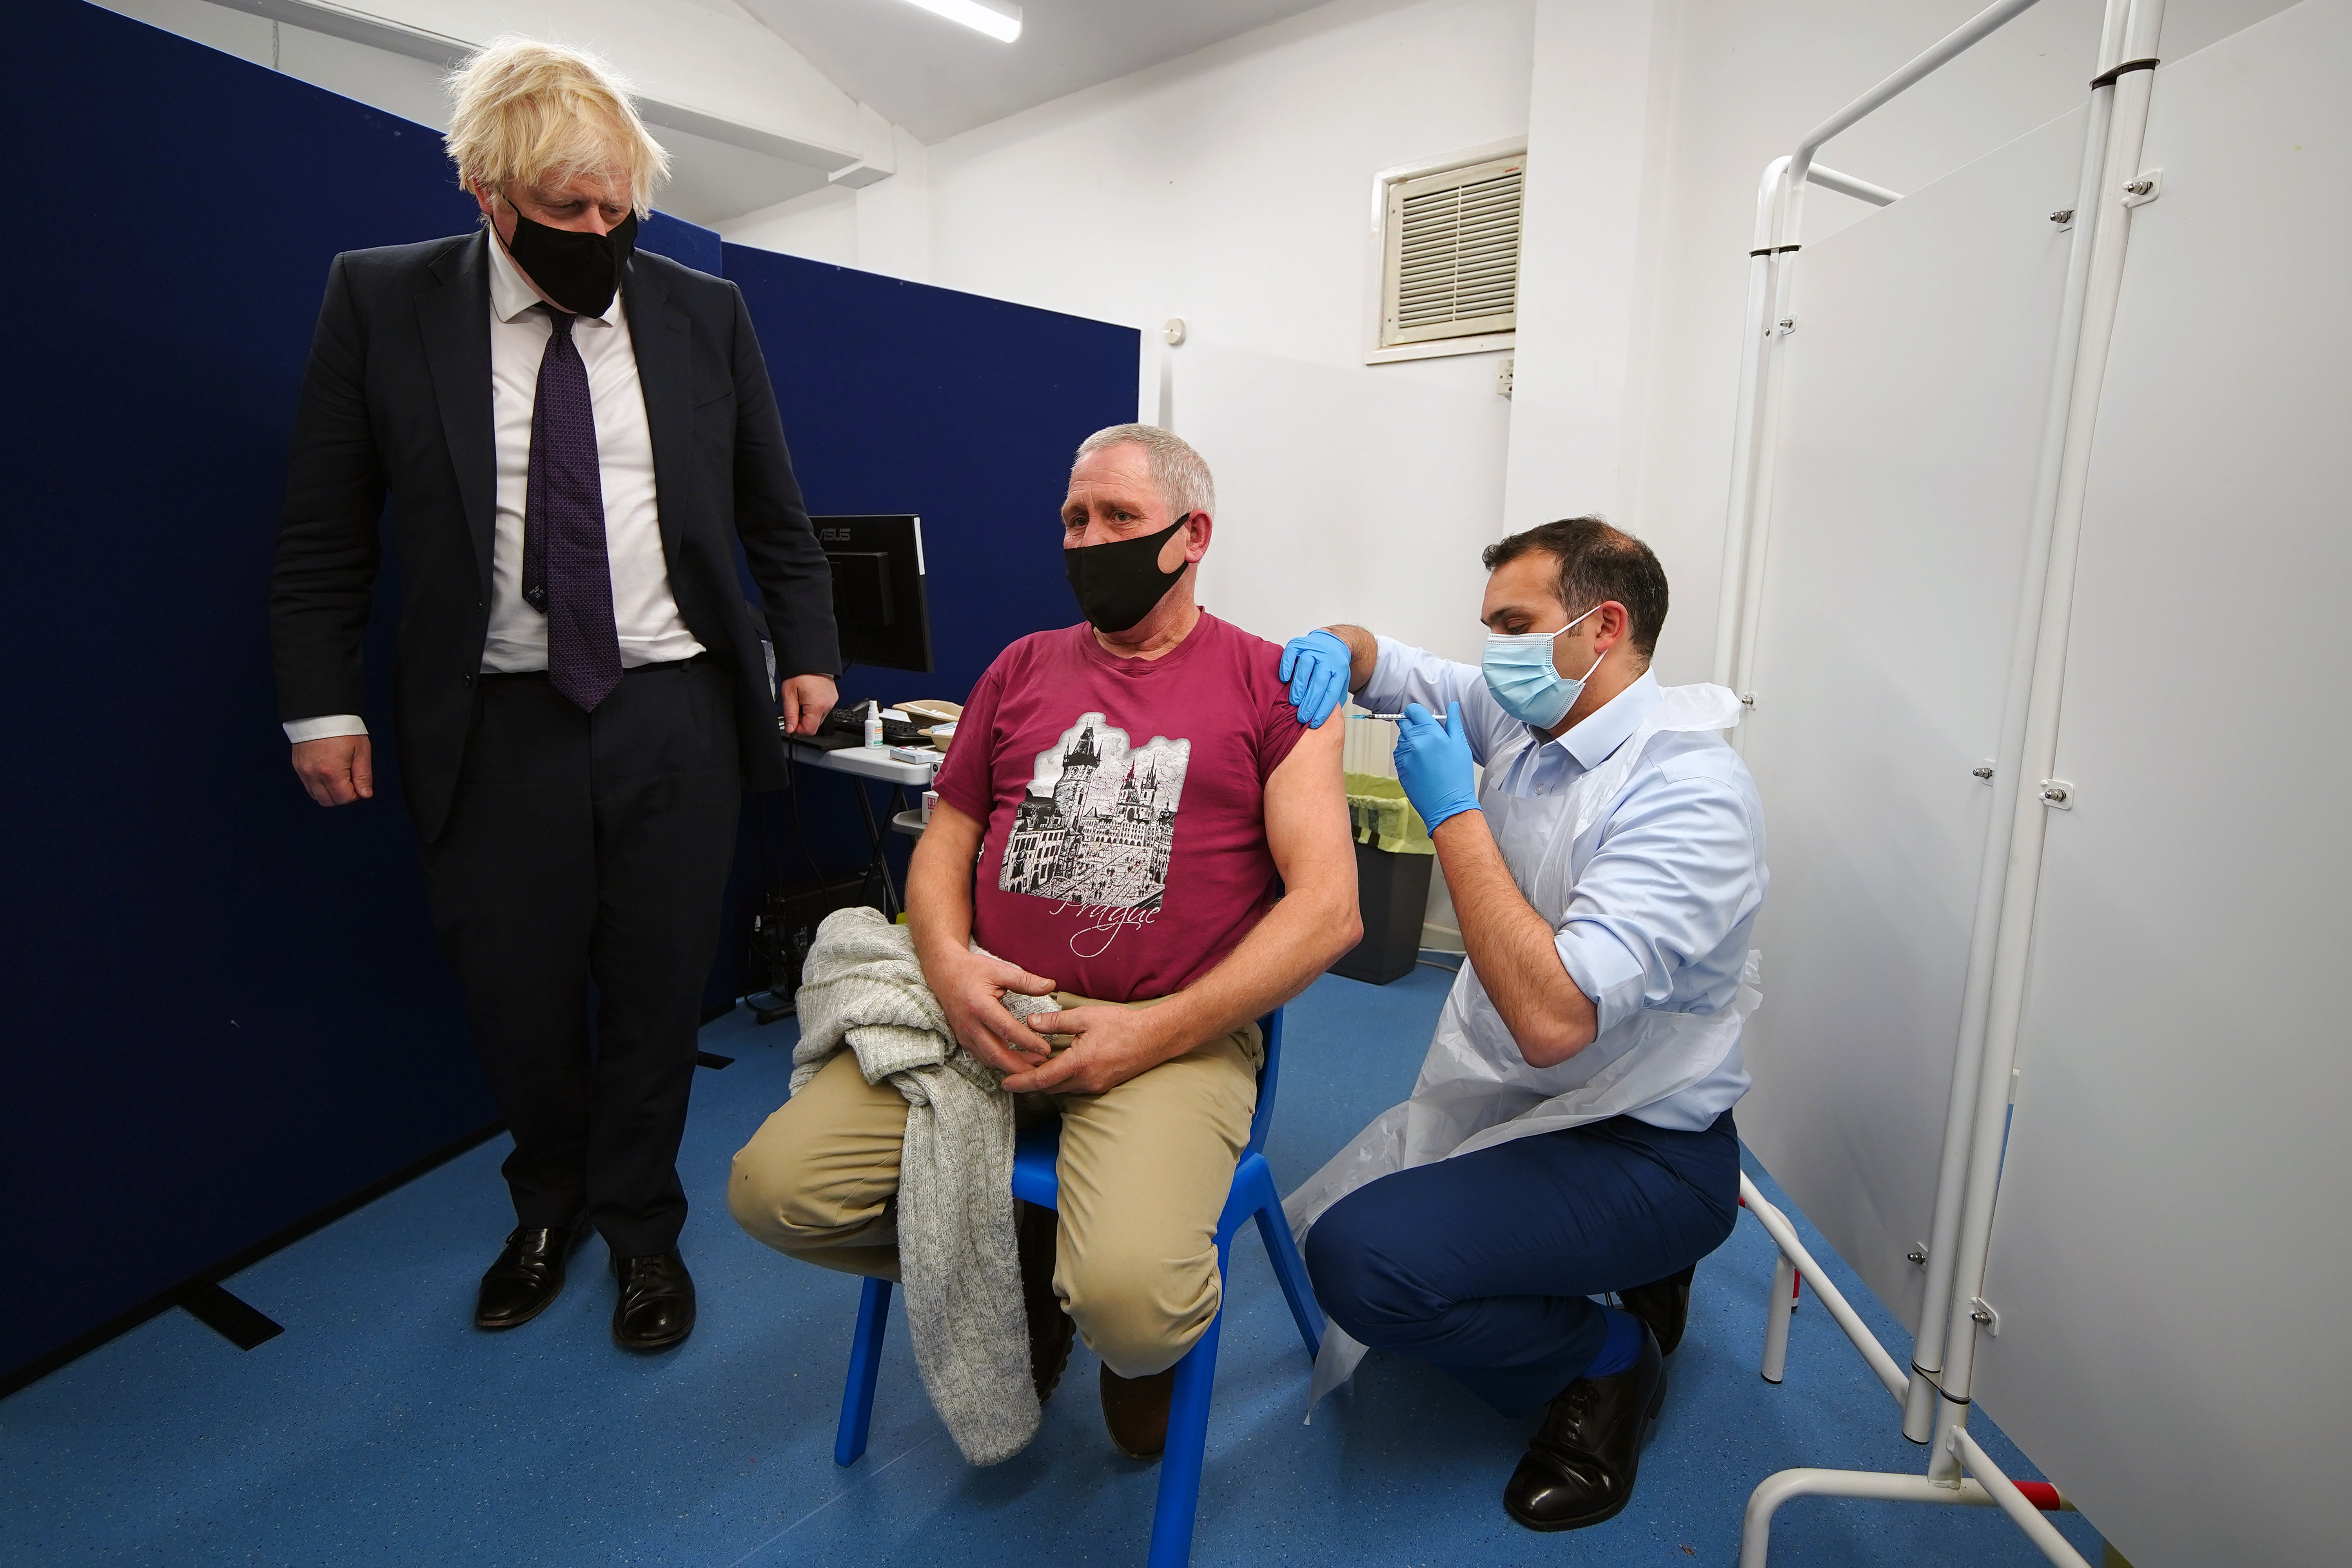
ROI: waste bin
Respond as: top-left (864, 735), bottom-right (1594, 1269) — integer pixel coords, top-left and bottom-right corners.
top-left (1331, 773), bottom-right (1435, 986)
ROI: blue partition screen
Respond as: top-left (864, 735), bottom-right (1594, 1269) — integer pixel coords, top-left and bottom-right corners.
top-left (1, 0), bottom-right (497, 1388)
top-left (1, 0), bottom-right (1136, 1388)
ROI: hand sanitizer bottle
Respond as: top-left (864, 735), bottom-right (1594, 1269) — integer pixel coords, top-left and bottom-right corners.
top-left (863, 700), bottom-right (884, 748)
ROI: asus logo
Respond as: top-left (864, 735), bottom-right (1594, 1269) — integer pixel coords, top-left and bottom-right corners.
top-left (820, 528), bottom-right (851, 542)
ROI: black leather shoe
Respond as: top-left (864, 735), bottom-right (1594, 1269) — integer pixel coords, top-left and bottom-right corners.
top-left (1619, 1263), bottom-right (1696, 1356)
top-left (1016, 1200), bottom-right (1074, 1402)
top-left (612, 1250), bottom-right (696, 1352)
top-left (474, 1218), bottom-right (592, 1330)
top-left (1503, 1326), bottom-right (1666, 1532)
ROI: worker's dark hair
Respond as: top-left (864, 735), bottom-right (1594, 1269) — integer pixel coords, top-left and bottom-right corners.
top-left (1481, 516), bottom-right (1669, 662)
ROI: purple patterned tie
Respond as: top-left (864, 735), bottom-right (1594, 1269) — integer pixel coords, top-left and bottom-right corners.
top-left (522, 307), bottom-right (623, 712)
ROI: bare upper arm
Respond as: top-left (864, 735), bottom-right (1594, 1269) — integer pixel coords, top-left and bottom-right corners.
top-left (1263, 717), bottom-right (1354, 897)
top-left (910, 795), bottom-right (984, 874)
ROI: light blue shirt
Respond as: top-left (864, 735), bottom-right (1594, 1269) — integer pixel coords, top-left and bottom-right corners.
top-left (1364, 637), bottom-right (1768, 1130)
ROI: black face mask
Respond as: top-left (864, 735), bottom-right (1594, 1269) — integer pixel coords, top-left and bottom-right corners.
top-left (1064, 514), bottom-right (1193, 633)
top-left (504, 205), bottom-right (638, 317)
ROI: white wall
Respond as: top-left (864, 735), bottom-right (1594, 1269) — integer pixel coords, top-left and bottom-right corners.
top-left (924, 0), bottom-right (1534, 390)
top-left (726, 183), bottom-right (867, 269)
top-left (723, 0), bottom-right (2291, 678)
top-left (726, 123), bottom-right (934, 280)
top-left (1498, 0), bottom-right (1672, 538)
top-left (733, 0), bottom-right (1542, 670)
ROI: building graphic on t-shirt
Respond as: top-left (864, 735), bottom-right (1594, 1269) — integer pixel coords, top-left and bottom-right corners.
top-left (998, 713), bottom-right (1190, 910)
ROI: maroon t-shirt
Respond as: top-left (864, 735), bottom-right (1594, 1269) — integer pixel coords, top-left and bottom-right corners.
top-left (933, 613), bottom-right (1307, 1002)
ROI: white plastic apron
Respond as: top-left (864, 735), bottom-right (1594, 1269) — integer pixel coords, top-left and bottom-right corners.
top-left (1285, 683), bottom-right (1759, 1414)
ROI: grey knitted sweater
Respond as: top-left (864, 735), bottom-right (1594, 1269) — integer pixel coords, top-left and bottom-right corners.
top-left (790, 906), bottom-right (1061, 1465)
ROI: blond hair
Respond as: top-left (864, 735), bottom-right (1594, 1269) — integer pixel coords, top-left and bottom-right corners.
top-left (443, 36), bottom-right (670, 216)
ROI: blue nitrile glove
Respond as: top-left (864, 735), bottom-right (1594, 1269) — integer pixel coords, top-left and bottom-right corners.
top-left (1394, 701), bottom-right (1480, 831)
top-left (1277, 628), bottom-right (1352, 728)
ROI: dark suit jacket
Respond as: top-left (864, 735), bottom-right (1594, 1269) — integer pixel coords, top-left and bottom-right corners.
top-left (269, 229), bottom-right (838, 842)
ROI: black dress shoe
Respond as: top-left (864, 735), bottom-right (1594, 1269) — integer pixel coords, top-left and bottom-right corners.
top-left (1503, 1325), bottom-right (1666, 1532)
top-left (612, 1249), bottom-right (696, 1352)
top-left (1016, 1200), bottom-right (1074, 1403)
top-left (1619, 1263), bottom-right (1696, 1356)
top-left (474, 1218), bottom-right (592, 1330)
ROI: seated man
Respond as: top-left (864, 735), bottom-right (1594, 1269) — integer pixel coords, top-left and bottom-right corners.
top-left (730, 424), bottom-right (1358, 1457)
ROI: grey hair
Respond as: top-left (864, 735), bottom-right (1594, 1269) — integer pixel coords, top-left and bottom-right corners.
top-left (1074, 424), bottom-right (1216, 520)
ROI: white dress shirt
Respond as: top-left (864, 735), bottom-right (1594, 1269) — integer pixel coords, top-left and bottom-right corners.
top-left (283, 229), bottom-right (701, 743)
top-left (1363, 637), bottom-right (1767, 1129)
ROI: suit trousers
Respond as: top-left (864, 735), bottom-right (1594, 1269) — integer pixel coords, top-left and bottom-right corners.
top-left (727, 995), bottom-right (1263, 1379)
top-left (1304, 1109), bottom-right (1741, 1418)
top-left (420, 657), bottom-right (742, 1258)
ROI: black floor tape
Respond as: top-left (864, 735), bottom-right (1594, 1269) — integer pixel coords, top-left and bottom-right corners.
top-left (181, 1285), bottom-right (284, 1351)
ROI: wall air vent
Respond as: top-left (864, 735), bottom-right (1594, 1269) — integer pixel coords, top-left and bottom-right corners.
top-left (1379, 153), bottom-right (1523, 351)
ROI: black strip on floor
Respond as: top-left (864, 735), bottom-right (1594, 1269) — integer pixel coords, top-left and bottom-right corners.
top-left (181, 1285), bottom-right (284, 1351)
top-left (2, 1118), bottom-right (503, 1399)
top-left (695, 1051), bottom-right (735, 1070)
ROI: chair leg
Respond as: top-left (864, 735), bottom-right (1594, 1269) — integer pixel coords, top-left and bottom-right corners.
top-left (835, 1277), bottom-right (893, 1466)
top-left (1147, 1260), bottom-right (1227, 1568)
top-left (1239, 1156), bottom-right (1324, 1360)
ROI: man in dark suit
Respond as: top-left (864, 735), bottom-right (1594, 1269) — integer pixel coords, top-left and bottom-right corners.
top-left (270, 38), bottom-right (838, 1352)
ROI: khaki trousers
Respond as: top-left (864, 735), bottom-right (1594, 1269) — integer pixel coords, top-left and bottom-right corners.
top-left (728, 994), bottom-right (1261, 1379)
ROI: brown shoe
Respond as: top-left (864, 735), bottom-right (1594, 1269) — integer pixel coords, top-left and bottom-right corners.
top-left (1100, 1363), bottom-right (1177, 1459)
top-left (1017, 1200), bottom-right (1074, 1402)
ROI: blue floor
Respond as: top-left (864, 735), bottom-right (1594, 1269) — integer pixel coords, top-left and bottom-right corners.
top-left (3, 964), bottom-right (2104, 1566)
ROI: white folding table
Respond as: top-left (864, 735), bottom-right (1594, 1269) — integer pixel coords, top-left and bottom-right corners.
top-left (783, 736), bottom-right (939, 916)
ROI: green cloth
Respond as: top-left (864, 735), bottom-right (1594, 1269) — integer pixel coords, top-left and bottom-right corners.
top-left (1345, 772), bottom-right (1434, 855)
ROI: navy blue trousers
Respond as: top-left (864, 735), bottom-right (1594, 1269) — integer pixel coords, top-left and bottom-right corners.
top-left (1305, 1110), bottom-right (1741, 1418)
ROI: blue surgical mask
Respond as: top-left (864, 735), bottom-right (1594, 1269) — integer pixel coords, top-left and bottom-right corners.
top-left (1482, 602), bottom-right (1605, 730)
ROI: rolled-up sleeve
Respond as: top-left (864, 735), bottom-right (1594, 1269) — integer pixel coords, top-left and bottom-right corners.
top-left (1552, 753), bottom-right (1764, 1034)
top-left (1361, 635), bottom-right (1518, 766)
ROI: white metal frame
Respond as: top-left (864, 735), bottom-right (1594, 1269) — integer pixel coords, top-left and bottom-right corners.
top-left (1716, 0), bottom-right (2173, 1561)
top-left (1740, 1459), bottom-right (2082, 1568)
top-left (1738, 1175), bottom-right (1908, 1402)
top-left (1737, 1173), bottom-right (2093, 1568)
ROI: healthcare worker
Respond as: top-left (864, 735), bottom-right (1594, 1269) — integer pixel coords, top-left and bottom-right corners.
top-left (1275, 516), bottom-right (1764, 1534)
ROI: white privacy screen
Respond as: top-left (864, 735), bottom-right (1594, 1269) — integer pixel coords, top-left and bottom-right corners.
top-left (1733, 109), bottom-right (2085, 1329)
top-left (1971, 4), bottom-right (2352, 1563)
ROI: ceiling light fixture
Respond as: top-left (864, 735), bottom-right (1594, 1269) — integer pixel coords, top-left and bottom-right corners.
top-left (896, 0), bottom-right (1022, 43)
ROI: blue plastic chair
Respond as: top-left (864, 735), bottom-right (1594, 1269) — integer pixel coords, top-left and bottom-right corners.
top-left (832, 1007), bottom-right (1324, 1567)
